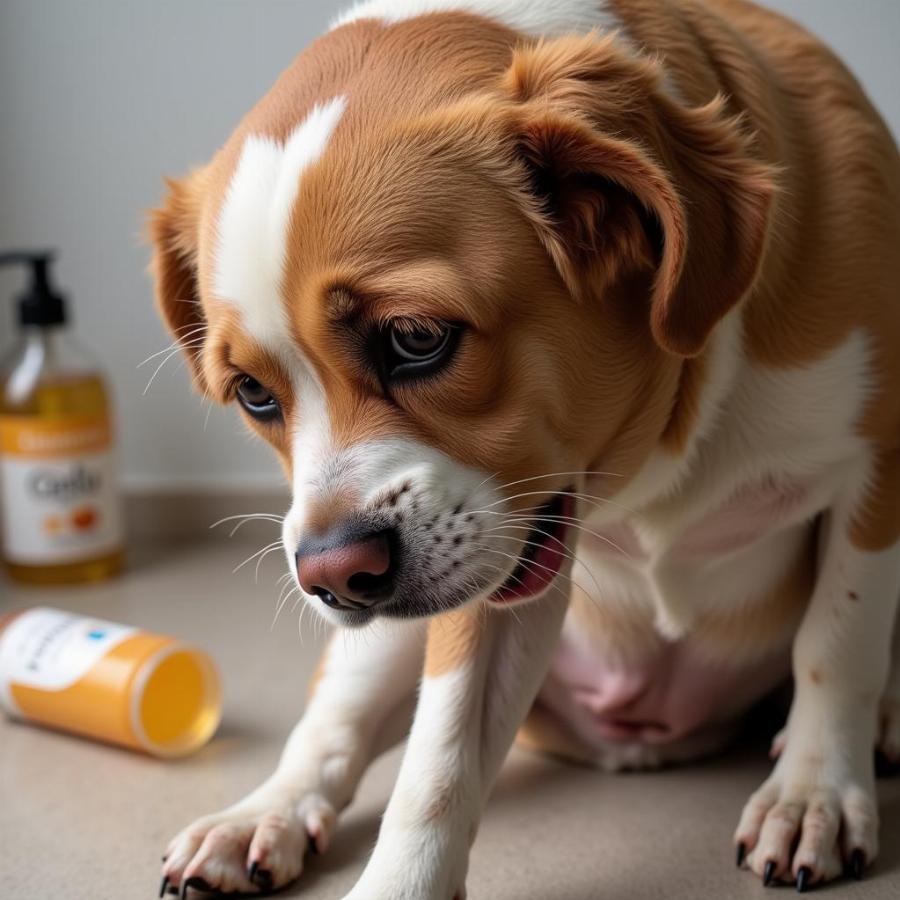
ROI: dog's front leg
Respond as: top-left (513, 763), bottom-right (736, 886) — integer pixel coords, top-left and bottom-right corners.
top-left (343, 594), bottom-right (569, 900)
top-left (160, 620), bottom-right (425, 896)
top-left (736, 458), bottom-right (900, 888)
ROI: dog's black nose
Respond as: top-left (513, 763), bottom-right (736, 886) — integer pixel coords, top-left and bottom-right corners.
top-left (296, 524), bottom-right (396, 610)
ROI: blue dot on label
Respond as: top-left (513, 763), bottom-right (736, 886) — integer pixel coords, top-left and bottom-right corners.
top-left (87, 630), bottom-right (106, 640)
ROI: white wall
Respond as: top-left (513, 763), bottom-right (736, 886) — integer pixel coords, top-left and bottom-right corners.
top-left (1, 1), bottom-right (897, 491)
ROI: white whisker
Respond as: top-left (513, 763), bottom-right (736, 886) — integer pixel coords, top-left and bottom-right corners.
top-left (474, 557), bottom-right (573, 612)
top-left (470, 488), bottom-right (636, 519)
top-left (137, 325), bottom-right (208, 368)
top-left (477, 530), bottom-right (605, 598)
top-left (203, 397), bottom-right (215, 432)
top-left (142, 339), bottom-right (206, 395)
top-left (477, 545), bottom-right (597, 605)
top-left (232, 540), bottom-right (282, 575)
top-left (209, 511), bottom-right (285, 534)
top-left (254, 543), bottom-right (284, 581)
top-left (273, 584), bottom-right (301, 630)
top-left (488, 470), bottom-right (624, 493)
top-left (482, 514), bottom-right (631, 559)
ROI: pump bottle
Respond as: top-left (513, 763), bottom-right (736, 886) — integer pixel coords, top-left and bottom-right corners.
top-left (0, 250), bottom-right (123, 583)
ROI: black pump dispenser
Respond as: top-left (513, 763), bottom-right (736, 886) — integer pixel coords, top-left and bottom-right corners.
top-left (0, 250), bottom-right (67, 327)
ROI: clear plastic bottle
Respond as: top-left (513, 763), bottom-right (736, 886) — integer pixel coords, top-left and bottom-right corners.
top-left (0, 251), bottom-right (124, 583)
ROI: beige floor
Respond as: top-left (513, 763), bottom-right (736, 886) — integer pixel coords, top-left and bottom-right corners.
top-left (2, 536), bottom-right (899, 900)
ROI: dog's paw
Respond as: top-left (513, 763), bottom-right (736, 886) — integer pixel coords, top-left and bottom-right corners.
top-left (734, 751), bottom-right (876, 890)
top-left (159, 795), bottom-right (334, 896)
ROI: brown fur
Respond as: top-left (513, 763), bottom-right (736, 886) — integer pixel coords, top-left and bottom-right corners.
top-left (303, 492), bottom-right (362, 539)
top-left (148, 7), bottom-right (780, 518)
top-left (691, 535), bottom-right (815, 665)
top-left (424, 607), bottom-right (484, 679)
top-left (517, 702), bottom-right (596, 764)
top-left (148, 2), bottom-right (899, 639)
top-left (306, 636), bottom-right (332, 702)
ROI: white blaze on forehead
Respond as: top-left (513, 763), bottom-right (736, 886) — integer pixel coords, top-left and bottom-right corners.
top-left (214, 96), bottom-right (348, 353)
top-left (291, 372), bottom-right (332, 498)
top-left (282, 366), bottom-right (333, 562)
top-left (333, 0), bottom-right (618, 36)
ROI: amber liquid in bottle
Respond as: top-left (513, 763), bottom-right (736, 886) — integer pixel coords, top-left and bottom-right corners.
top-left (1, 332), bottom-right (123, 584)
top-left (0, 608), bottom-right (221, 757)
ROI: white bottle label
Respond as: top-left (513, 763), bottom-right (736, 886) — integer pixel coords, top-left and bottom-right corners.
top-left (0, 415), bottom-right (123, 564)
top-left (0, 608), bottom-right (136, 714)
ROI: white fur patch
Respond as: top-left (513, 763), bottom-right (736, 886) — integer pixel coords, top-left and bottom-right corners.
top-left (333, 0), bottom-right (620, 37)
top-left (213, 96), bottom-right (347, 354)
top-left (580, 327), bottom-right (875, 641)
top-left (283, 368), bottom-right (333, 550)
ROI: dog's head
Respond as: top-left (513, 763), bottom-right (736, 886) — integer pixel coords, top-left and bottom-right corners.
top-left (148, 23), bottom-right (773, 626)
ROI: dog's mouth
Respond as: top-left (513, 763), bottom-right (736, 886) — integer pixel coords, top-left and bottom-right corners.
top-left (489, 491), bottom-right (575, 604)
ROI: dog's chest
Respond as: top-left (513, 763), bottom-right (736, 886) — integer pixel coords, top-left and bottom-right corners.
top-left (579, 328), bottom-right (874, 634)
top-left (595, 474), bottom-right (814, 564)
top-left (581, 471), bottom-right (819, 641)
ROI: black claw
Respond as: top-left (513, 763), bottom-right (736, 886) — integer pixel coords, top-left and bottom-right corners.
top-left (159, 876), bottom-right (169, 898)
top-left (736, 843), bottom-right (747, 868)
top-left (796, 867), bottom-right (811, 893)
top-left (763, 860), bottom-right (776, 887)
top-left (308, 831), bottom-right (320, 854)
top-left (850, 848), bottom-right (866, 880)
top-left (248, 862), bottom-right (272, 889)
top-left (180, 876), bottom-right (210, 899)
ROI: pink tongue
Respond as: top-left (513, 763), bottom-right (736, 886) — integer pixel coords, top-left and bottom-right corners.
top-left (490, 494), bottom-right (573, 604)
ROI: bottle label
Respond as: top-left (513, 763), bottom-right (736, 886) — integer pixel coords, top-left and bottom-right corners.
top-left (0, 608), bottom-right (136, 714)
top-left (0, 414), bottom-right (122, 564)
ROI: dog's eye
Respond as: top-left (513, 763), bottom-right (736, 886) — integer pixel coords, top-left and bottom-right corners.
top-left (390, 326), bottom-right (448, 360)
top-left (236, 375), bottom-right (280, 421)
top-left (383, 321), bottom-right (459, 379)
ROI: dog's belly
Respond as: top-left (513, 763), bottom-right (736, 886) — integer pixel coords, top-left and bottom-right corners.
top-left (539, 479), bottom-right (818, 755)
top-left (541, 628), bottom-right (790, 750)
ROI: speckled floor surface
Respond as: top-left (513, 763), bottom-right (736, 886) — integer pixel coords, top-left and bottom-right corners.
top-left (2, 537), bottom-right (899, 899)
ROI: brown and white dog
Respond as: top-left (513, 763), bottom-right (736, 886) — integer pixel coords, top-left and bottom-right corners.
top-left (150, 0), bottom-right (900, 896)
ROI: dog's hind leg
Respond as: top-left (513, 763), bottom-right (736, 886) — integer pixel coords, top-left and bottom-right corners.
top-left (159, 619), bottom-right (426, 897)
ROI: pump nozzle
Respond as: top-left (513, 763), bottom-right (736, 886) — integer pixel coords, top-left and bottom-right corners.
top-left (0, 250), bottom-right (67, 327)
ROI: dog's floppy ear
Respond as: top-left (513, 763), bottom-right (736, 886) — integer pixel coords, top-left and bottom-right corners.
top-left (146, 167), bottom-right (210, 391)
top-left (501, 34), bottom-right (776, 357)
